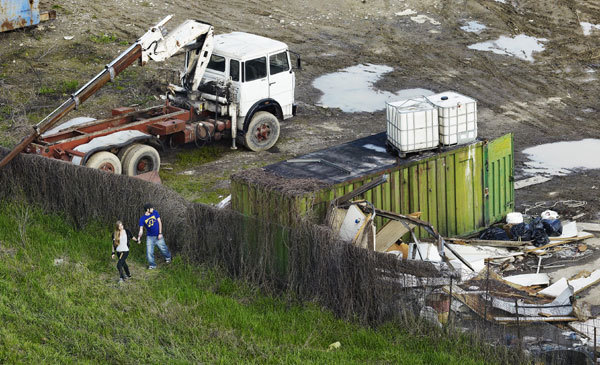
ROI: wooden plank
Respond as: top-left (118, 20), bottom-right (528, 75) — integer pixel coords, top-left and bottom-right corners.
top-left (417, 163), bottom-right (429, 237)
top-left (577, 222), bottom-right (600, 232)
top-left (523, 234), bottom-right (594, 254)
top-left (445, 237), bottom-right (530, 248)
top-left (391, 170), bottom-right (400, 214)
top-left (375, 220), bottom-right (413, 252)
top-left (400, 168), bottom-right (410, 215)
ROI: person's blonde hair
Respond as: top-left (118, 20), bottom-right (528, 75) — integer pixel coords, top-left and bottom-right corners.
top-left (113, 220), bottom-right (123, 247)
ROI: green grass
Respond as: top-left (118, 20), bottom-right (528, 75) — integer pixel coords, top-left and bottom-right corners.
top-left (160, 146), bottom-right (230, 204)
top-left (0, 200), bottom-right (509, 364)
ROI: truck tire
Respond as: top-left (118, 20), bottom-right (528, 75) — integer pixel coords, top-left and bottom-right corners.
top-left (243, 111), bottom-right (280, 152)
top-left (117, 143), bottom-right (141, 161)
top-left (122, 144), bottom-right (160, 176)
top-left (86, 151), bottom-right (122, 174)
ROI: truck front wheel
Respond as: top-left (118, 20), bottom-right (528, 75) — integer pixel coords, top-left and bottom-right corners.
top-left (243, 111), bottom-right (280, 152)
top-left (86, 151), bottom-right (122, 174)
top-left (122, 144), bottom-right (160, 176)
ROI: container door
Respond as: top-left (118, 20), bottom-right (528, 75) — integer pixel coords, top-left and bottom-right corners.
top-left (484, 133), bottom-right (514, 225)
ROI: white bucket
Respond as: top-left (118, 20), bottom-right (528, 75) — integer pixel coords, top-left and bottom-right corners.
top-left (506, 212), bottom-right (524, 224)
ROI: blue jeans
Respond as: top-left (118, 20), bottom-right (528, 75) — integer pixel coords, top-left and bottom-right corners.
top-left (146, 235), bottom-right (171, 268)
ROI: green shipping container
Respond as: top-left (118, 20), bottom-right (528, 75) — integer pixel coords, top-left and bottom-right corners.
top-left (231, 132), bottom-right (514, 238)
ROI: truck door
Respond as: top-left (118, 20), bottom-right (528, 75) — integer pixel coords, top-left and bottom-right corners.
top-left (240, 56), bottom-right (269, 117)
top-left (268, 51), bottom-right (294, 118)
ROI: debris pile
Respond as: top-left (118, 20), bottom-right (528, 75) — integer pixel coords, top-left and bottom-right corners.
top-left (328, 198), bottom-right (600, 360)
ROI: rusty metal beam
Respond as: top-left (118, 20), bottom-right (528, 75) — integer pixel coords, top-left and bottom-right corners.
top-left (0, 43), bottom-right (142, 168)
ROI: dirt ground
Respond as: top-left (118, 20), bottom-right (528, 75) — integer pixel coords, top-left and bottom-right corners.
top-left (1, 0), bottom-right (600, 217)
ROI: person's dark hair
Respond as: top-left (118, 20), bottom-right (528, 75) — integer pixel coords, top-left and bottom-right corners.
top-left (143, 203), bottom-right (153, 211)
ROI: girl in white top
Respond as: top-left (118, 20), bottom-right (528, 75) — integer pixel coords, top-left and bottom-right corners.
top-left (111, 221), bottom-right (137, 282)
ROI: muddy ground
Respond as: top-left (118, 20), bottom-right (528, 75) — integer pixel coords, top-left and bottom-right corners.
top-left (1, 0), bottom-right (600, 215)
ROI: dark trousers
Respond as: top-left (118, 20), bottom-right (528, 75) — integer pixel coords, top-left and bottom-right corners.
top-left (117, 251), bottom-right (130, 279)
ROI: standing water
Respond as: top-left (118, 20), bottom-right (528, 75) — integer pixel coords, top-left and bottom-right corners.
top-left (523, 139), bottom-right (600, 176)
top-left (313, 64), bottom-right (433, 113)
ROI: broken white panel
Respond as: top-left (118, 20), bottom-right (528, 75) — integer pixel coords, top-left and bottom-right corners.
top-left (539, 270), bottom-right (600, 298)
top-left (492, 285), bottom-right (573, 317)
top-left (71, 130), bottom-right (150, 165)
top-left (413, 243), bottom-right (442, 262)
top-left (42, 117), bottom-right (97, 137)
top-left (539, 277), bottom-right (569, 297)
top-left (504, 273), bottom-right (549, 287)
top-left (556, 221), bottom-right (577, 239)
top-left (514, 175), bottom-right (552, 189)
top-left (449, 258), bottom-right (485, 279)
top-left (445, 244), bottom-right (516, 266)
top-left (338, 204), bottom-right (367, 242)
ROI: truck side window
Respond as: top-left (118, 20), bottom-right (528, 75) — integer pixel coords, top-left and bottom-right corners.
top-left (245, 57), bottom-right (267, 82)
top-left (207, 55), bottom-right (225, 72)
top-left (230, 59), bottom-right (240, 82)
top-left (269, 52), bottom-right (289, 75)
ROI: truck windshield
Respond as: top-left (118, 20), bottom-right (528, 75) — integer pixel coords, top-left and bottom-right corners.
top-left (207, 55), bottom-right (225, 72)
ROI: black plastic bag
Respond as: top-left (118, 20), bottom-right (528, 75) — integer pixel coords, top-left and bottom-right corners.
top-left (479, 227), bottom-right (510, 241)
top-left (510, 223), bottom-right (533, 241)
top-left (542, 219), bottom-right (562, 237)
top-left (510, 219), bottom-right (549, 246)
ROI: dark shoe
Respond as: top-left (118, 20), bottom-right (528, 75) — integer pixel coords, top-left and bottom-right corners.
top-left (165, 258), bottom-right (171, 264)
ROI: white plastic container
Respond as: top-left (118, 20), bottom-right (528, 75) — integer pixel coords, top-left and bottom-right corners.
top-left (386, 97), bottom-right (439, 154)
top-left (426, 91), bottom-right (477, 146)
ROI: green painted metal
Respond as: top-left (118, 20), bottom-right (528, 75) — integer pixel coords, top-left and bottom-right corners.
top-left (483, 133), bottom-right (514, 225)
top-left (231, 134), bottom-right (514, 238)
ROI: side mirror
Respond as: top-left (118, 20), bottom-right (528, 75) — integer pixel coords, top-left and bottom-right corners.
top-left (289, 51), bottom-right (302, 70)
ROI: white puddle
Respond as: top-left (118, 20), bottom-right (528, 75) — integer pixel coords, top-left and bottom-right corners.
top-left (523, 139), bottom-right (600, 176)
top-left (313, 64), bottom-right (434, 113)
top-left (468, 34), bottom-right (547, 62)
top-left (495, 0), bottom-right (506, 3)
top-left (395, 9), bottom-right (417, 16)
top-left (461, 21), bottom-right (487, 33)
top-left (581, 22), bottom-right (600, 36)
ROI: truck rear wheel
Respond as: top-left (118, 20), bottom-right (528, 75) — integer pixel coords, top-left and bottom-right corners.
top-left (122, 144), bottom-right (160, 176)
top-left (117, 143), bottom-right (141, 161)
top-left (243, 111), bottom-right (280, 152)
top-left (86, 151), bottom-right (122, 174)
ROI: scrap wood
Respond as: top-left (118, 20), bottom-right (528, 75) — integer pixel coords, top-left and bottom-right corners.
top-left (523, 235), bottom-right (592, 254)
top-left (445, 237), bottom-right (530, 248)
top-left (549, 231), bottom-right (593, 242)
top-left (375, 219), bottom-right (414, 252)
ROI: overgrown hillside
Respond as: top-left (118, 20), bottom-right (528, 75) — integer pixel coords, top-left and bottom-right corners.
top-left (0, 201), bottom-right (516, 364)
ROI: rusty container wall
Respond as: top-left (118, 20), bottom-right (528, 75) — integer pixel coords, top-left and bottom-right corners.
top-left (1, 0), bottom-right (40, 32)
top-left (231, 133), bottom-right (514, 238)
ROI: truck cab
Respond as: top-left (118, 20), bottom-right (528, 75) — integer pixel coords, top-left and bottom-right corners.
top-left (195, 32), bottom-right (296, 151)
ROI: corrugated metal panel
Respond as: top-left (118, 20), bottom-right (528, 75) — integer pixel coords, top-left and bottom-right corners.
top-left (232, 134), bottom-right (514, 238)
top-left (1, 0), bottom-right (40, 32)
top-left (484, 133), bottom-right (514, 225)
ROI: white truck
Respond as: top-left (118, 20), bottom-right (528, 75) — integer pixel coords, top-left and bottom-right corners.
top-left (0, 16), bottom-right (299, 176)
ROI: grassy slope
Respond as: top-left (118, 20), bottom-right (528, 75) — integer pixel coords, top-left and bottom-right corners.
top-left (0, 202), bottom-right (499, 364)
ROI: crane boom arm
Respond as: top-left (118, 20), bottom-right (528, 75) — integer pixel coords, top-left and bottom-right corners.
top-left (0, 15), bottom-right (214, 168)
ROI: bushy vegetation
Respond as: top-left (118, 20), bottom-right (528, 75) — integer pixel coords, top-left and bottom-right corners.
top-left (0, 201), bottom-right (511, 364)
